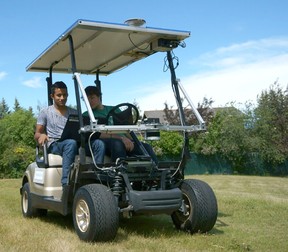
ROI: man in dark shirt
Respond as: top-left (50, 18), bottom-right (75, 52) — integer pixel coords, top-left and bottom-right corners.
top-left (83, 86), bottom-right (158, 164)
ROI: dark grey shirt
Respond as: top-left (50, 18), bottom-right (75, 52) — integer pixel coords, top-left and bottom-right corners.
top-left (37, 105), bottom-right (77, 146)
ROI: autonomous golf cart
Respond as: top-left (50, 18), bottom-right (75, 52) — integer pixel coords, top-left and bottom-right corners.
top-left (20, 19), bottom-right (218, 242)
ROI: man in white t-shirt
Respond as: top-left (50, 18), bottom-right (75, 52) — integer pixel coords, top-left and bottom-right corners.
top-left (34, 81), bottom-right (105, 186)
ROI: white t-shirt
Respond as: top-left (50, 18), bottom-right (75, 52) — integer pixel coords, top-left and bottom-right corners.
top-left (37, 105), bottom-right (77, 146)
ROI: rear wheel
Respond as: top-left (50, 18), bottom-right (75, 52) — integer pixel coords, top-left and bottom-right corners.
top-left (171, 179), bottom-right (218, 233)
top-left (73, 184), bottom-right (119, 242)
top-left (21, 183), bottom-right (47, 217)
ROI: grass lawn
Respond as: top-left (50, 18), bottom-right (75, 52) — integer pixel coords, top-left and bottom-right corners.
top-left (0, 175), bottom-right (287, 251)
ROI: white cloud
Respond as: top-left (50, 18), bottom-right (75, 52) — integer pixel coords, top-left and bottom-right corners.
top-left (184, 55), bottom-right (288, 107)
top-left (137, 37), bottom-right (288, 111)
top-left (0, 71), bottom-right (7, 80)
top-left (22, 76), bottom-right (42, 88)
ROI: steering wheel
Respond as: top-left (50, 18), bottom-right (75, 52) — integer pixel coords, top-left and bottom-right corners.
top-left (106, 103), bottom-right (139, 125)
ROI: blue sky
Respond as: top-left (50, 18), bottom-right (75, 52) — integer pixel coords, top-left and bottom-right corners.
top-left (1, 0), bottom-right (288, 113)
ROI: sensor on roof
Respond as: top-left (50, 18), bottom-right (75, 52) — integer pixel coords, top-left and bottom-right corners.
top-left (124, 18), bottom-right (146, 27)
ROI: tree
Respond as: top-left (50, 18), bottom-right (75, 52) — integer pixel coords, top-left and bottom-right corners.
top-left (0, 98), bottom-right (10, 118)
top-left (133, 99), bottom-right (142, 119)
top-left (13, 98), bottom-right (21, 111)
top-left (163, 97), bottom-right (214, 126)
top-left (149, 98), bottom-right (214, 160)
top-left (0, 108), bottom-right (36, 148)
top-left (0, 107), bottom-right (36, 178)
top-left (148, 131), bottom-right (184, 159)
top-left (0, 142), bottom-right (35, 178)
top-left (158, 98), bottom-right (215, 160)
top-left (253, 81), bottom-right (288, 169)
top-left (192, 103), bottom-right (255, 173)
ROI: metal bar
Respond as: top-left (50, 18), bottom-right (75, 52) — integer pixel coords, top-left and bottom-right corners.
top-left (68, 35), bottom-right (86, 164)
top-left (166, 51), bottom-right (190, 178)
top-left (129, 131), bottom-right (150, 157)
top-left (166, 51), bottom-right (186, 126)
top-left (177, 79), bottom-right (205, 127)
top-left (47, 62), bottom-right (58, 106)
top-left (94, 71), bottom-right (102, 102)
top-left (74, 72), bottom-right (97, 124)
top-left (80, 123), bottom-right (204, 133)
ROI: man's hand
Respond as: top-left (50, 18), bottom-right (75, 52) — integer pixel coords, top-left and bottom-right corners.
top-left (37, 133), bottom-right (49, 146)
top-left (121, 136), bottom-right (134, 152)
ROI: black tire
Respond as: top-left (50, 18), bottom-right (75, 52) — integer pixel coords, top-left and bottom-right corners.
top-left (73, 184), bottom-right (119, 242)
top-left (171, 179), bottom-right (218, 233)
top-left (21, 183), bottom-right (48, 218)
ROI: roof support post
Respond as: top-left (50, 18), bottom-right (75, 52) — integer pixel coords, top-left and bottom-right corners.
top-left (46, 67), bottom-right (53, 106)
top-left (166, 51), bottom-right (186, 126)
top-left (68, 35), bottom-right (86, 164)
top-left (46, 61), bottom-right (59, 106)
top-left (94, 71), bottom-right (102, 102)
top-left (166, 51), bottom-right (191, 178)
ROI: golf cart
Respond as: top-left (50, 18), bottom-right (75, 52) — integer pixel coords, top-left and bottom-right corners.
top-left (20, 19), bottom-right (218, 242)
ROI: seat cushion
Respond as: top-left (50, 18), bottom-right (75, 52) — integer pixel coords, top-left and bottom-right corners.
top-left (48, 154), bottom-right (111, 167)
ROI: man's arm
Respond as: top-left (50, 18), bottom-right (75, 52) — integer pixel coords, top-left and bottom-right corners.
top-left (34, 124), bottom-right (48, 146)
top-left (100, 132), bottom-right (134, 152)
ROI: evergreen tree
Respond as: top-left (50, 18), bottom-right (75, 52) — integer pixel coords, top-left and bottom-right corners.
top-left (0, 98), bottom-right (10, 118)
top-left (13, 98), bottom-right (21, 111)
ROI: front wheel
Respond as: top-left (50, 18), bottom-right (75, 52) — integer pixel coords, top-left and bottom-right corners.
top-left (21, 183), bottom-right (47, 217)
top-left (171, 179), bottom-right (218, 233)
top-left (73, 184), bottom-right (119, 242)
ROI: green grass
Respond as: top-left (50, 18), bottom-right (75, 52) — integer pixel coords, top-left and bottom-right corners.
top-left (1, 175), bottom-right (287, 251)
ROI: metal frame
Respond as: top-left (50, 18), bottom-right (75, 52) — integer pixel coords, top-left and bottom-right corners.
top-left (37, 19), bottom-right (206, 176)
top-left (63, 34), bottom-right (205, 175)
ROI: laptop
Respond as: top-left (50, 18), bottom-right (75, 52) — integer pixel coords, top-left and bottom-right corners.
top-left (59, 114), bottom-right (81, 142)
top-left (59, 115), bottom-right (104, 142)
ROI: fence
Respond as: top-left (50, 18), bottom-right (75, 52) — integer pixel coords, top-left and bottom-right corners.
top-left (184, 152), bottom-right (288, 176)
top-left (184, 153), bottom-right (232, 175)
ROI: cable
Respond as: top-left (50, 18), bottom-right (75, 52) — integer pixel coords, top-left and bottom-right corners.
top-left (163, 50), bottom-right (179, 72)
top-left (128, 33), bottom-right (150, 51)
top-left (178, 41), bottom-right (186, 48)
top-left (87, 131), bottom-right (127, 172)
top-left (88, 132), bottom-right (114, 171)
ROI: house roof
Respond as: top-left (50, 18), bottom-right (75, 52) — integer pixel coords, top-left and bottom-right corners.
top-left (143, 110), bottom-right (167, 124)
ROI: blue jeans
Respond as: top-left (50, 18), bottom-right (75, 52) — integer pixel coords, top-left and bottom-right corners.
top-left (49, 139), bottom-right (105, 185)
top-left (101, 138), bottom-right (158, 164)
top-left (101, 138), bottom-right (126, 161)
top-left (85, 139), bottom-right (105, 164)
top-left (49, 139), bottom-right (78, 186)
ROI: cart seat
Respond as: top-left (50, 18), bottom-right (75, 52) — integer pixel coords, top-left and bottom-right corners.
top-left (36, 146), bottom-right (111, 168)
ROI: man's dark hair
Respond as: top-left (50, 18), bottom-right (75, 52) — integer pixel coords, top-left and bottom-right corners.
top-left (85, 86), bottom-right (101, 97)
top-left (51, 81), bottom-right (67, 94)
